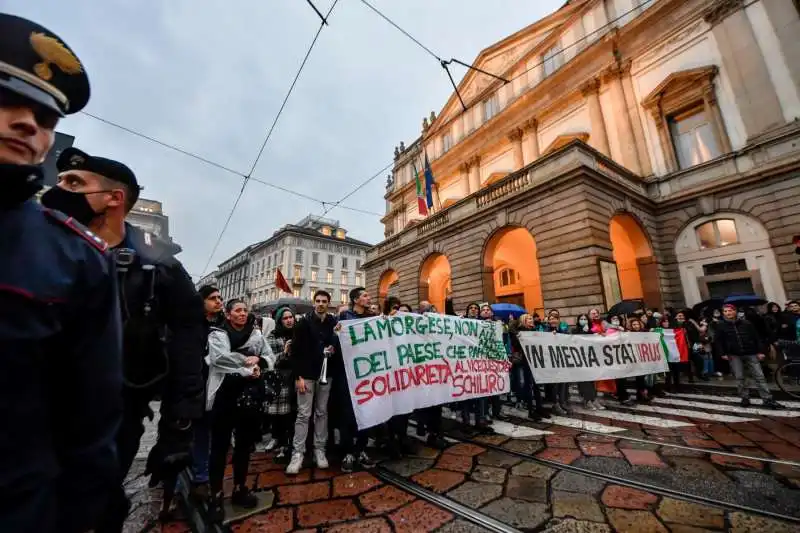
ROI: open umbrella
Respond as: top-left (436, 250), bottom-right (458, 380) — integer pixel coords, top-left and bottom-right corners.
top-left (607, 299), bottom-right (645, 318)
top-left (491, 303), bottom-right (526, 321)
top-left (724, 294), bottom-right (767, 307)
top-left (692, 298), bottom-right (723, 316)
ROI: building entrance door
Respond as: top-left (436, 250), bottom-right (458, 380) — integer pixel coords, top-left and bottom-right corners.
top-left (497, 293), bottom-right (525, 307)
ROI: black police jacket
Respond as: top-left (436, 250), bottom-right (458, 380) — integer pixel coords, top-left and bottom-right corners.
top-left (118, 223), bottom-right (205, 421)
top-left (0, 167), bottom-right (122, 533)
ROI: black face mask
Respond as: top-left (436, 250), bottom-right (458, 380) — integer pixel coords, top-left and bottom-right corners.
top-left (41, 186), bottom-right (106, 225)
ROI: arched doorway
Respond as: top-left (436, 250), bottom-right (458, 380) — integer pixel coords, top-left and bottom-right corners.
top-left (419, 254), bottom-right (452, 313)
top-left (674, 212), bottom-right (786, 306)
top-left (482, 226), bottom-right (543, 314)
top-left (609, 213), bottom-right (659, 307)
top-left (378, 269), bottom-right (399, 307)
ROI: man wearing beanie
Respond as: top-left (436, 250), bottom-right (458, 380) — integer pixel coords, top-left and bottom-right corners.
top-left (714, 303), bottom-right (784, 409)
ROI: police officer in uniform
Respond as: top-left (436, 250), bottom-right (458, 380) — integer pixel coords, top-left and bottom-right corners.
top-left (0, 13), bottom-right (123, 533)
top-left (42, 146), bottom-right (206, 530)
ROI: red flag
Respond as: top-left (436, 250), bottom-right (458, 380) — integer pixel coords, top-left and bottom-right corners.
top-left (275, 269), bottom-right (292, 294)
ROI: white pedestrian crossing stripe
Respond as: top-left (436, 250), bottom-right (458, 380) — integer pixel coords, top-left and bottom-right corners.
top-left (627, 403), bottom-right (758, 423)
top-left (441, 408), bottom-right (553, 437)
top-left (647, 397), bottom-right (800, 418)
top-left (567, 404), bottom-right (694, 428)
top-left (505, 406), bottom-right (626, 434)
top-left (665, 391), bottom-right (800, 409)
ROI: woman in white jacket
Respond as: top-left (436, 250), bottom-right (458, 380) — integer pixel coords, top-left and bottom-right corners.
top-left (206, 299), bottom-right (274, 522)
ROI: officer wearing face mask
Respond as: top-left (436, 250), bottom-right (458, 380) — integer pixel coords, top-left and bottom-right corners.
top-left (0, 14), bottom-right (122, 533)
top-left (41, 148), bottom-right (205, 532)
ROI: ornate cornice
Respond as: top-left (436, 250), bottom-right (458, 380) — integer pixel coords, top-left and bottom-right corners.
top-left (601, 59), bottom-right (632, 84)
top-left (508, 128), bottom-right (524, 143)
top-left (580, 77), bottom-right (601, 97)
top-left (703, 0), bottom-right (744, 26)
top-left (523, 118), bottom-right (538, 132)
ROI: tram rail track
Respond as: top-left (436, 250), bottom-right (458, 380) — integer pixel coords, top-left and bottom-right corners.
top-left (496, 409), bottom-right (800, 467)
top-left (406, 420), bottom-right (800, 526)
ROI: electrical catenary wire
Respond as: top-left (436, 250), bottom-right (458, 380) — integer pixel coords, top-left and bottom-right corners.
top-left (197, 0), bottom-right (340, 275)
top-left (321, 0), bottom-right (661, 216)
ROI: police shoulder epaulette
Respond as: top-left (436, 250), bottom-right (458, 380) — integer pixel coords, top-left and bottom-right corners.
top-left (43, 208), bottom-right (109, 252)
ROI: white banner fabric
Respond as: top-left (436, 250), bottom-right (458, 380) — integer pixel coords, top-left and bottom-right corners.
top-left (517, 331), bottom-right (668, 384)
top-left (337, 313), bottom-right (510, 430)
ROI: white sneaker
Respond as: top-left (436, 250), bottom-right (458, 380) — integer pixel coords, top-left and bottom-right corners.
top-left (314, 449), bottom-right (329, 469)
top-left (592, 400), bottom-right (606, 410)
top-left (286, 453), bottom-right (303, 475)
top-left (264, 438), bottom-right (277, 452)
top-left (583, 400), bottom-right (598, 411)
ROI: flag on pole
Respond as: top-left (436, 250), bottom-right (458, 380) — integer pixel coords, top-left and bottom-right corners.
top-left (424, 151), bottom-right (435, 209)
top-left (275, 268), bottom-right (292, 294)
top-left (413, 162), bottom-right (428, 216)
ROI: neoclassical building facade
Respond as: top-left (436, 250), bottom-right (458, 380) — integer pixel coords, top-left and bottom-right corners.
top-left (363, 0), bottom-right (800, 317)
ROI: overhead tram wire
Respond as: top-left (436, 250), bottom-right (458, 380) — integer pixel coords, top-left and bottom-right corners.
top-left (78, 111), bottom-right (380, 215)
top-left (322, 0), bottom-right (663, 219)
top-left (196, 0), bottom-right (340, 275)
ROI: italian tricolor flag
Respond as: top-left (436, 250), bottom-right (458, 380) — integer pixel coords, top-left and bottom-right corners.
top-left (414, 163), bottom-right (428, 216)
top-left (655, 328), bottom-right (690, 363)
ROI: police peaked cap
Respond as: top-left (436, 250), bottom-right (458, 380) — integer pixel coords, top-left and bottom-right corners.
top-left (0, 13), bottom-right (90, 115)
top-left (57, 147), bottom-right (141, 204)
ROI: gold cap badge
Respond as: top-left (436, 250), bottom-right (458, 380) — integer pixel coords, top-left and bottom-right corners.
top-left (30, 31), bottom-right (82, 81)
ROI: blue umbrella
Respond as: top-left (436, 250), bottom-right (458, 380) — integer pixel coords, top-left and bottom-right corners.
top-left (490, 303), bottom-right (527, 321)
top-left (723, 294), bottom-right (767, 307)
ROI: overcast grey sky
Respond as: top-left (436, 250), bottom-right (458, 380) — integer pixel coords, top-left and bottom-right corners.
top-left (8, 0), bottom-right (561, 278)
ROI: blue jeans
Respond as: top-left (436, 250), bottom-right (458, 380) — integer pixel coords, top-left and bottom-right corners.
top-left (702, 353), bottom-right (714, 376)
top-left (191, 411), bottom-right (211, 483)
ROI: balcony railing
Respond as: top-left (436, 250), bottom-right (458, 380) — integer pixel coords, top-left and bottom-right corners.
top-left (292, 277), bottom-right (306, 286)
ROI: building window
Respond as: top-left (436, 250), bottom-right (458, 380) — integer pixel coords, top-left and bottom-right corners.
top-left (293, 288), bottom-right (300, 298)
top-left (542, 42), bottom-right (564, 76)
top-left (341, 272), bottom-right (348, 285)
top-left (340, 290), bottom-right (348, 305)
top-left (483, 94), bottom-right (500, 122)
top-left (642, 66), bottom-right (731, 173)
top-left (342, 257), bottom-right (348, 269)
top-left (279, 251), bottom-right (284, 264)
top-left (443, 131), bottom-right (453, 152)
top-left (668, 105), bottom-right (721, 169)
top-left (312, 252), bottom-right (319, 265)
top-left (326, 271), bottom-right (333, 283)
top-left (498, 268), bottom-right (519, 287)
top-left (321, 226), bottom-right (332, 236)
top-left (328, 254), bottom-right (334, 267)
top-left (336, 229), bottom-right (345, 239)
top-left (355, 272), bottom-right (363, 286)
top-left (293, 265), bottom-right (302, 280)
top-left (295, 249), bottom-right (304, 264)
top-left (695, 219), bottom-right (739, 250)
top-left (356, 259), bottom-right (362, 269)
top-left (310, 268), bottom-right (318, 282)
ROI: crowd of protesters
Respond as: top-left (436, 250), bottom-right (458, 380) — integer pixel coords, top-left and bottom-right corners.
top-left (192, 284), bottom-right (798, 522)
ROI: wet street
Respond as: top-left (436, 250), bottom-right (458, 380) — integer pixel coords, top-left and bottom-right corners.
top-left (124, 385), bottom-right (800, 532)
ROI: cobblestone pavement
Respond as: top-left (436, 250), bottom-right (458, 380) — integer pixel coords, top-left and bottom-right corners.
top-left (125, 393), bottom-right (800, 532)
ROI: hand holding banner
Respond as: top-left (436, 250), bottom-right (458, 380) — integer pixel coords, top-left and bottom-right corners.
top-left (337, 313), bottom-right (510, 429)
top-left (517, 331), bottom-right (668, 384)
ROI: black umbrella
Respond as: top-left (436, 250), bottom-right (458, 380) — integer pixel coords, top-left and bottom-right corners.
top-left (607, 299), bottom-right (645, 318)
top-left (692, 298), bottom-right (723, 316)
top-left (724, 294), bottom-right (767, 307)
top-left (266, 297), bottom-right (314, 317)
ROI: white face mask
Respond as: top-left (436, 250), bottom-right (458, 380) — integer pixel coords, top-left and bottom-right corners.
top-left (611, 319), bottom-right (620, 326)
top-left (578, 318), bottom-right (588, 326)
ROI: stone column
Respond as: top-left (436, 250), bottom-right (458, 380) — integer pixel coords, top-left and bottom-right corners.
top-left (468, 156), bottom-right (481, 191)
top-left (603, 63), bottom-right (641, 174)
top-left (703, 84), bottom-right (733, 153)
top-left (637, 256), bottom-right (663, 310)
top-left (523, 119), bottom-right (540, 164)
top-left (508, 128), bottom-right (524, 170)
top-left (621, 70), bottom-right (653, 176)
top-left (581, 78), bottom-right (610, 156)
top-left (760, 0), bottom-right (800, 94)
top-left (460, 161), bottom-right (473, 195)
top-left (705, 0), bottom-right (784, 138)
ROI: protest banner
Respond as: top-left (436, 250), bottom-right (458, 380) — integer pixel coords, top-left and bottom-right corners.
top-left (517, 331), bottom-right (668, 384)
top-left (337, 313), bottom-right (510, 429)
